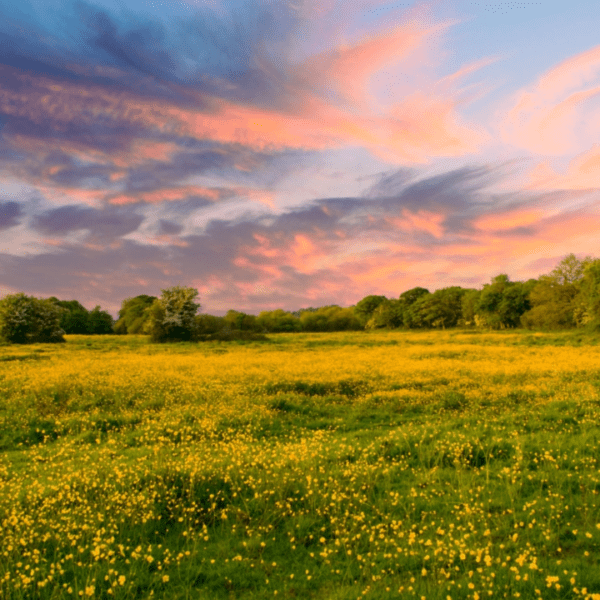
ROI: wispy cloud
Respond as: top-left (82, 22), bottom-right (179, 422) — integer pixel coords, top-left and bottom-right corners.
top-left (502, 44), bottom-right (600, 156)
top-left (1, 0), bottom-right (600, 312)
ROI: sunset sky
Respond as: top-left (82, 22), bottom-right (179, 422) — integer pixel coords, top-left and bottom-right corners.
top-left (1, 0), bottom-right (600, 315)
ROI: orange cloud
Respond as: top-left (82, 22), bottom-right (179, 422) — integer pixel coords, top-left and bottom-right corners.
top-left (302, 17), bottom-right (446, 110)
top-left (37, 185), bottom-right (106, 207)
top-left (376, 92), bottom-right (488, 162)
top-left (527, 145), bottom-right (600, 190)
top-left (112, 140), bottom-right (180, 168)
top-left (474, 208), bottom-right (545, 231)
top-left (108, 186), bottom-right (222, 205)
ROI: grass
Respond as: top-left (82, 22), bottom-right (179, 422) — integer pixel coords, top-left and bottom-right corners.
top-left (1, 330), bottom-right (600, 599)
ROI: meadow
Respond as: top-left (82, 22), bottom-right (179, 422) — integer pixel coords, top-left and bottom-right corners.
top-left (1, 330), bottom-right (600, 599)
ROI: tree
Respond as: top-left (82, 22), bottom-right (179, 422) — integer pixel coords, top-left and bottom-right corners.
top-left (417, 287), bottom-right (470, 329)
top-left (87, 306), bottom-right (114, 334)
top-left (0, 293), bottom-right (65, 343)
top-left (461, 289), bottom-right (480, 327)
top-left (50, 298), bottom-right (90, 334)
top-left (300, 305), bottom-right (361, 331)
top-left (324, 306), bottom-right (362, 331)
top-left (475, 275), bottom-right (533, 329)
top-left (396, 288), bottom-right (430, 328)
top-left (399, 287), bottom-right (430, 306)
top-left (521, 254), bottom-right (593, 330)
top-left (195, 314), bottom-right (226, 335)
top-left (577, 259), bottom-right (600, 329)
top-left (144, 287), bottom-right (201, 342)
top-left (397, 287), bottom-right (430, 328)
top-left (548, 253), bottom-right (593, 286)
top-left (256, 309), bottom-right (301, 333)
top-left (353, 295), bottom-right (387, 327)
top-left (114, 295), bottom-right (157, 334)
top-left (223, 310), bottom-right (259, 332)
top-left (365, 299), bottom-right (404, 329)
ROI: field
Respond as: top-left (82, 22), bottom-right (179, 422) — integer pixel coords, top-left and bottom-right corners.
top-left (2, 330), bottom-right (600, 599)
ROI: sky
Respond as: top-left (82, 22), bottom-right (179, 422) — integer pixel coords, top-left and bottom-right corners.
top-left (1, 0), bottom-right (600, 316)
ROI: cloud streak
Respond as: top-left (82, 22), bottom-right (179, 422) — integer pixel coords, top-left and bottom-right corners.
top-left (1, 0), bottom-right (600, 313)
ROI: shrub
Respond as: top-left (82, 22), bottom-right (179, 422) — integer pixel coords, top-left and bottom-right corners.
top-left (145, 286), bottom-right (201, 342)
top-left (0, 293), bottom-right (65, 344)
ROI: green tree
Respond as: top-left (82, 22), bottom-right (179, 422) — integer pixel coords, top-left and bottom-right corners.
top-left (223, 310), bottom-right (259, 331)
top-left (0, 293), bottom-right (65, 343)
top-left (417, 287), bottom-right (470, 329)
top-left (461, 289), bottom-right (481, 327)
top-left (87, 306), bottom-right (114, 334)
top-left (475, 275), bottom-right (533, 329)
top-left (399, 287), bottom-right (430, 306)
top-left (521, 254), bottom-right (593, 330)
top-left (577, 259), bottom-right (600, 329)
top-left (325, 306), bottom-right (362, 331)
top-left (256, 309), bottom-right (301, 333)
top-left (353, 295), bottom-right (387, 327)
top-left (300, 305), bottom-right (361, 331)
top-left (145, 287), bottom-right (201, 342)
top-left (195, 314), bottom-right (226, 335)
top-left (49, 298), bottom-right (90, 334)
top-left (365, 299), bottom-right (404, 329)
top-left (399, 287), bottom-right (431, 328)
top-left (114, 295), bottom-right (157, 334)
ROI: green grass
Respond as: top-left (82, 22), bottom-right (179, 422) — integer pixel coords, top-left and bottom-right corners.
top-left (1, 331), bottom-right (600, 599)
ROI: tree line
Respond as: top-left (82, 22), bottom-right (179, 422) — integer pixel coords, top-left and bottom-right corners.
top-left (2, 254), bottom-right (600, 344)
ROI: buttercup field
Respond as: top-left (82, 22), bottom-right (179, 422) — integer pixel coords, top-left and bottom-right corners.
top-left (2, 330), bottom-right (600, 599)
top-left (3, 0), bottom-right (600, 598)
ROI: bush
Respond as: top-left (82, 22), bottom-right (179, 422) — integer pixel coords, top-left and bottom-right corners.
top-left (114, 295), bottom-right (156, 334)
top-left (0, 293), bottom-right (65, 344)
top-left (145, 286), bottom-right (201, 342)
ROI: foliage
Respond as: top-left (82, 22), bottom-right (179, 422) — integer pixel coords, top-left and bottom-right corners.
top-left (145, 286), bottom-right (201, 342)
top-left (114, 295), bottom-right (157, 334)
top-left (521, 254), bottom-right (593, 330)
top-left (396, 287), bottom-right (468, 329)
top-left (353, 294), bottom-right (387, 326)
top-left (365, 299), bottom-right (404, 329)
top-left (50, 298), bottom-right (90, 334)
top-left (195, 313), bottom-right (226, 335)
top-left (578, 258), bottom-right (600, 329)
top-left (398, 287), bottom-right (431, 328)
top-left (474, 275), bottom-right (534, 329)
top-left (256, 309), bottom-right (301, 332)
top-left (300, 305), bottom-right (361, 331)
top-left (460, 288), bottom-right (480, 326)
top-left (223, 310), bottom-right (259, 332)
top-left (87, 306), bottom-right (115, 334)
top-left (0, 293), bottom-right (65, 343)
top-left (49, 298), bottom-right (114, 334)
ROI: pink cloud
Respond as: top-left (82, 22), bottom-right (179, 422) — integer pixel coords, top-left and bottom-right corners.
top-left (527, 145), bottom-right (600, 190)
top-left (0, 15), bottom-right (489, 174)
top-left (473, 208), bottom-right (545, 231)
top-left (502, 44), bottom-right (600, 155)
top-left (300, 17), bottom-right (446, 110)
top-left (231, 188), bottom-right (277, 209)
top-left (108, 186), bottom-right (222, 205)
top-left (385, 209), bottom-right (446, 238)
top-left (36, 185), bottom-right (106, 207)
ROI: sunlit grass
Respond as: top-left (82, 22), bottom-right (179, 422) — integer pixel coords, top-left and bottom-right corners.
top-left (1, 330), bottom-right (600, 599)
